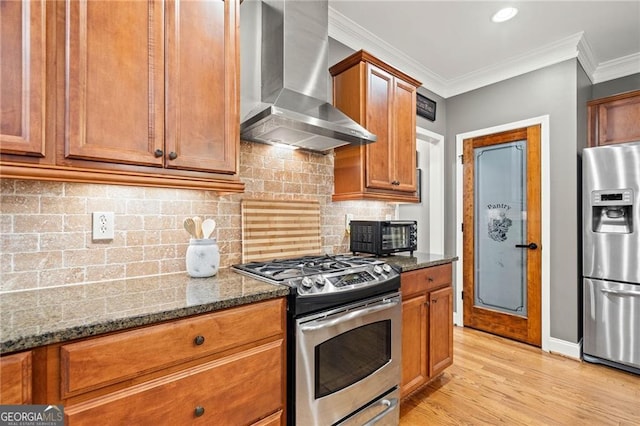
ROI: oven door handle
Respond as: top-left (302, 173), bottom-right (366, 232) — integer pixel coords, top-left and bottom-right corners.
top-left (300, 299), bottom-right (400, 332)
top-left (362, 397), bottom-right (398, 426)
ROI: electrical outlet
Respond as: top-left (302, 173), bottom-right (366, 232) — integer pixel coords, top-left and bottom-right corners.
top-left (345, 214), bottom-right (354, 232)
top-left (92, 212), bottom-right (115, 241)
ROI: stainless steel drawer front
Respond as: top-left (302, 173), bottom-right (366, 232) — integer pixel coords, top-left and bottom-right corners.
top-left (584, 278), bottom-right (640, 370)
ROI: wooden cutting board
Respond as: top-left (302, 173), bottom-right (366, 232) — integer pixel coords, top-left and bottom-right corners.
top-left (241, 199), bottom-right (322, 262)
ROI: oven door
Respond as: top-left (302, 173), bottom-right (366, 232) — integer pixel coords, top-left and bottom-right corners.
top-left (295, 293), bottom-right (401, 426)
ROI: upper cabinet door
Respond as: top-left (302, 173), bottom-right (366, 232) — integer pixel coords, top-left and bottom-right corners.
top-left (587, 90), bottom-right (640, 147)
top-left (65, 0), bottom-right (165, 166)
top-left (1, 0), bottom-right (46, 157)
top-left (392, 78), bottom-right (417, 192)
top-left (164, 0), bottom-right (238, 174)
top-left (365, 63), bottom-right (394, 191)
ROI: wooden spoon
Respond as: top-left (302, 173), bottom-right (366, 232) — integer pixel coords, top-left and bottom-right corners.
top-left (183, 217), bottom-right (197, 238)
top-left (192, 216), bottom-right (203, 239)
top-left (202, 218), bottom-right (216, 239)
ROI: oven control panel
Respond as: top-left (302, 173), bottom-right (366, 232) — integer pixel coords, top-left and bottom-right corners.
top-left (328, 271), bottom-right (373, 287)
top-left (293, 262), bottom-right (398, 296)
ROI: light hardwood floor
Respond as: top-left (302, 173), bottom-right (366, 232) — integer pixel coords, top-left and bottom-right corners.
top-left (400, 326), bottom-right (640, 425)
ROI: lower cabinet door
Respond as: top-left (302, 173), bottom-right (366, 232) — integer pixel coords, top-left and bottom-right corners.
top-left (65, 340), bottom-right (283, 425)
top-left (0, 351), bottom-right (32, 404)
top-left (400, 293), bottom-right (427, 398)
top-left (251, 410), bottom-right (283, 426)
top-left (428, 286), bottom-right (453, 377)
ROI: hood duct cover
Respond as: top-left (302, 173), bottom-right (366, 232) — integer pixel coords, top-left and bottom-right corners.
top-left (240, 0), bottom-right (376, 153)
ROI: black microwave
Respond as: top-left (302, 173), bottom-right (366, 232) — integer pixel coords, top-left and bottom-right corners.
top-left (350, 220), bottom-right (417, 256)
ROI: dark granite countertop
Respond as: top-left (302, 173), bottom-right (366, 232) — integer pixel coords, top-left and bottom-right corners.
top-left (0, 269), bottom-right (289, 355)
top-left (381, 252), bottom-right (458, 272)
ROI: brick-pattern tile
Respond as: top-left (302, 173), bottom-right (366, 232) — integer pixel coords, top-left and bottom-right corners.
top-left (0, 141), bottom-right (396, 291)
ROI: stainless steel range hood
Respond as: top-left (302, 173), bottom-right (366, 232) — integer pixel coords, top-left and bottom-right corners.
top-left (240, 0), bottom-right (376, 153)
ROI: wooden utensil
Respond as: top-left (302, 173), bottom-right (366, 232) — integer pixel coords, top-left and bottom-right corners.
top-left (192, 216), bottom-right (203, 239)
top-left (202, 219), bottom-right (216, 239)
top-left (183, 217), bottom-right (197, 238)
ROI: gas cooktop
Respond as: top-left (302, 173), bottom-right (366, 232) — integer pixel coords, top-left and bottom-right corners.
top-left (232, 254), bottom-right (399, 298)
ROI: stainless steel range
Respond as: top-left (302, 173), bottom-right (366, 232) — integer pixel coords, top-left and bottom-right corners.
top-left (233, 255), bottom-right (402, 426)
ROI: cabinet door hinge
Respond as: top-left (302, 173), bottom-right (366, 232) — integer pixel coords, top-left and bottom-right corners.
top-left (459, 154), bottom-right (464, 164)
top-left (461, 223), bottom-right (464, 232)
top-left (461, 291), bottom-right (464, 300)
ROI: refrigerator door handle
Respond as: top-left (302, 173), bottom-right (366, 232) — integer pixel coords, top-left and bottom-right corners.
top-left (600, 288), bottom-right (640, 297)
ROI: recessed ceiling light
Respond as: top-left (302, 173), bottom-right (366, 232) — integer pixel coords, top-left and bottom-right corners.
top-left (492, 7), bottom-right (518, 23)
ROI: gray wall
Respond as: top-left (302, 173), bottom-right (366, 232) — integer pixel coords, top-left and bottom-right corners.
top-left (446, 59), bottom-right (581, 343)
top-left (591, 73), bottom-right (640, 99)
top-left (576, 63), bottom-right (592, 339)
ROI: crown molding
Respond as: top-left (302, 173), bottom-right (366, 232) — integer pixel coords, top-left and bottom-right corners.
top-left (328, 7), bottom-right (448, 96)
top-left (576, 33), bottom-right (597, 82)
top-left (592, 52), bottom-right (640, 84)
top-left (328, 7), bottom-right (639, 98)
top-left (446, 33), bottom-right (584, 97)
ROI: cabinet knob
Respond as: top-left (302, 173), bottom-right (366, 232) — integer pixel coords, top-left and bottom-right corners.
top-left (194, 406), bottom-right (205, 417)
top-left (154, 149), bottom-right (164, 158)
top-left (427, 277), bottom-right (434, 282)
top-left (194, 335), bottom-right (205, 345)
top-left (168, 151), bottom-right (178, 160)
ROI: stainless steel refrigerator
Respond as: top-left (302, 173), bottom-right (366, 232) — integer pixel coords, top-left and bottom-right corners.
top-left (583, 141), bottom-right (640, 374)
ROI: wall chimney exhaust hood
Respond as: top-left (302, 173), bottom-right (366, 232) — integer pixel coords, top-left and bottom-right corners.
top-left (240, 0), bottom-right (376, 153)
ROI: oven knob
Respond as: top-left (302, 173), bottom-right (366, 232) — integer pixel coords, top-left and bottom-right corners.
top-left (373, 265), bottom-right (383, 275)
top-left (301, 277), bottom-right (313, 288)
top-left (314, 275), bottom-right (325, 286)
top-left (382, 264), bottom-right (392, 273)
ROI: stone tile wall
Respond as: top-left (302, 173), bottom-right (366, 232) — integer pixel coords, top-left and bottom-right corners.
top-left (0, 142), bottom-right (395, 292)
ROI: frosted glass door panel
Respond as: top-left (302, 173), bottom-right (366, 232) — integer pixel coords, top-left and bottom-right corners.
top-left (474, 140), bottom-right (527, 316)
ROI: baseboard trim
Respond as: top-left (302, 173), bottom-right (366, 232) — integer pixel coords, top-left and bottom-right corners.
top-left (547, 336), bottom-right (582, 360)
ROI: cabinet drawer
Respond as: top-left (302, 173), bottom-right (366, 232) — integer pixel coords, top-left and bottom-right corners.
top-left (401, 263), bottom-right (452, 297)
top-left (61, 298), bottom-right (285, 397)
top-left (0, 351), bottom-right (32, 404)
top-left (65, 340), bottom-right (284, 426)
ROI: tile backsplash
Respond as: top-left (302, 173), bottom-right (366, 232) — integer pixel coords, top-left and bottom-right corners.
top-left (1, 142), bottom-right (395, 292)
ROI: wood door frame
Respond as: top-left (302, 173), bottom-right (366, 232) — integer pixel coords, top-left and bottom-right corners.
top-left (455, 115), bottom-right (551, 352)
top-left (463, 125), bottom-right (541, 346)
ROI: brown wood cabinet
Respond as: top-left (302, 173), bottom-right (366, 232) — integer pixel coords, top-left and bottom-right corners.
top-left (0, 0), bottom-right (46, 157)
top-left (330, 50), bottom-right (421, 202)
top-left (400, 263), bottom-right (453, 398)
top-left (0, 0), bottom-right (243, 193)
top-left (588, 90), bottom-right (640, 147)
top-left (31, 298), bottom-right (286, 425)
top-left (0, 351), bottom-right (33, 404)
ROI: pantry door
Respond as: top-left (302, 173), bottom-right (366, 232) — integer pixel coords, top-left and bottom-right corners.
top-left (463, 125), bottom-right (541, 346)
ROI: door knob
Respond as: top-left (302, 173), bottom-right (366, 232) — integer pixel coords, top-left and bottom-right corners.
top-left (515, 243), bottom-right (538, 250)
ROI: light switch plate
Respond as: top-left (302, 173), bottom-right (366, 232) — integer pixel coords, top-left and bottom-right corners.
top-left (92, 212), bottom-right (115, 240)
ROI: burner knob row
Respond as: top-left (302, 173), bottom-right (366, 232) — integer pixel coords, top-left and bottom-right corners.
top-left (301, 275), bottom-right (326, 289)
top-left (373, 264), bottom-right (393, 275)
